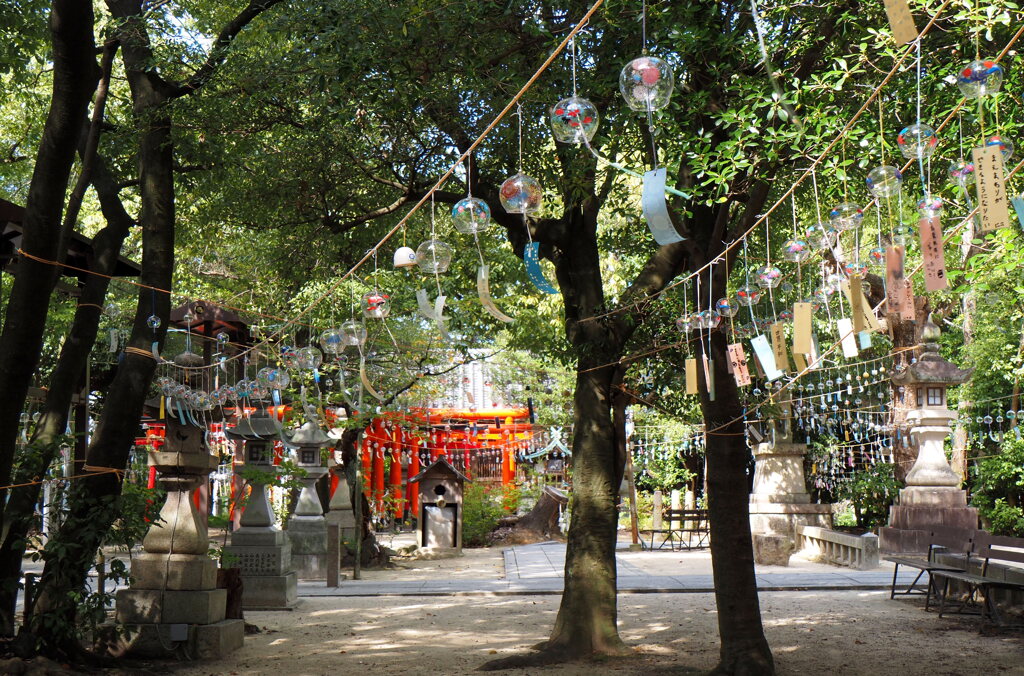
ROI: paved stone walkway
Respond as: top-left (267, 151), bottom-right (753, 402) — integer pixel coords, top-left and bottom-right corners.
top-left (298, 541), bottom-right (918, 597)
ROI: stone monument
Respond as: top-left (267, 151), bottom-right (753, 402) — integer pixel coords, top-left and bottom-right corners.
top-left (223, 400), bottom-right (297, 609)
top-left (749, 403), bottom-right (832, 540)
top-left (283, 409), bottom-right (333, 579)
top-left (880, 316), bottom-right (975, 553)
top-left (113, 414), bottom-right (243, 658)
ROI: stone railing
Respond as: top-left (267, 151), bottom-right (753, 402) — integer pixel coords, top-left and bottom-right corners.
top-left (796, 525), bottom-right (879, 570)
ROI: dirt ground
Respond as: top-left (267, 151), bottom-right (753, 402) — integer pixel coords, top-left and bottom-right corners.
top-left (169, 591), bottom-right (1022, 676)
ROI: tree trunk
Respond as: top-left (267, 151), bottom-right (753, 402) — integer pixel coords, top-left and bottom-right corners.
top-left (492, 486), bottom-right (568, 544)
top-left (699, 330), bottom-right (774, 676)
top-left (542, 361), bottom-right (628, 657)
top-left (0, 0), bottom-right (98, 504)
top-left (0, 150), bottom-right (134, 636)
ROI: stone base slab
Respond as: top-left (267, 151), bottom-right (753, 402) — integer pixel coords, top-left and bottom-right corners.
top-left (240, 571), bottom-right (297, 609)
top-left (292, 553), bottom-right (327, 580)
top-left (115, 588), bottom-right (226, 625)
top-left (898, 486), bottom-right (968, 507)
top-left (129, 553), bottom-right (217, 591)
top-left (753, 533), bottom-right (793, 566)
top-left (749, 502), bottom-right (832, 539)
top-left (887, 504), bottom-right (978, 532)
top-left (224, 539), bottom-right (293, 577)
top-left (288, 517), bottom-right (327, 555)
top-left (106, 618), bottom-right (243, 659)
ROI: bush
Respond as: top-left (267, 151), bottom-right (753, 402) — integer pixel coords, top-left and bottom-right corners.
top-left (971, 436), bottom-right (1024, 536)
top-left (836, 463), bottom-right (901, 529)
top-left (462, 482), bottom-right (520, 547)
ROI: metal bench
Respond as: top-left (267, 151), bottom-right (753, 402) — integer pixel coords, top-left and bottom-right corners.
top-left (884, 526), bottom-right (974, 610)
top-left (934, 532), bottom-right (1024, 627)
top-left (646, 508), bottom-right (709, 551)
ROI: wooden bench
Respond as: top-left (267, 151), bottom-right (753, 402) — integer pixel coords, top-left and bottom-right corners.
top-left (934, 533), bottom-right (1024, 627)
top-left (646, 509), bottom-right (709, 551)
top-left (884, 526), bottom-right (974, 610)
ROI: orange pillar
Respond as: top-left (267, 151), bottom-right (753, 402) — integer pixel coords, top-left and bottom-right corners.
top-left (372, 440), bottom-right (386, 514)
top-left (407, 438), bottom-right (420, 518)
top-left (361, 435), bottom-right (373, 499)
top-left (390, 427), bottom-right (403, 518)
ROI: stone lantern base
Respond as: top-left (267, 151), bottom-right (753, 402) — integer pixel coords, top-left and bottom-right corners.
top-left (748, 441), bottom-right (832, 540)
top-left (879, 486), bottom-right (978, 553)
top-left (224, 527), bottom-right (298, 610)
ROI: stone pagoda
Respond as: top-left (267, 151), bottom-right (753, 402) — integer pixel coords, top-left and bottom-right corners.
top-left (880, 316), bottom-right (975, 553)
top-left (283, 408), bottom-right (333, 579)
top-left (223, 400), bottom-right (297, 609)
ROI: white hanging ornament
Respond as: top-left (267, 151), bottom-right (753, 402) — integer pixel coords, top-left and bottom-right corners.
top-left (393, 246), bottom-right (417, 268)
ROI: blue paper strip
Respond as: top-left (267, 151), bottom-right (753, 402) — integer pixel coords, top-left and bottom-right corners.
top-left (858, 331), bottom-right (872, 350)
top-left (642, 168), bottom-right (684, 245)
top-left (1012, 196), bottom-right (1024, 229)
top-left (524, 242), bottom-right (558, 294)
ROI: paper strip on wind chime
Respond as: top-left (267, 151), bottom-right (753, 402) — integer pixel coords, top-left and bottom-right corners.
top-left (641, 168), bottom-right (684, 245)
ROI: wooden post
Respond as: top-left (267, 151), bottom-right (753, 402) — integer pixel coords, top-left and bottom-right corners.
top-left (652, 490), bottom-right (664, 532)
top-left (625, 451), bottom-right (641, 549)
top-left (353, 443), bottom-right (362, 581)
top-left (327, 523), bottom-right (340, 587)
top-left (22, 573), bottom-right (35, 627)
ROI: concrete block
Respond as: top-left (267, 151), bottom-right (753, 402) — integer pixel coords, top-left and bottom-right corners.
top-left (240, 571), bottom-right (297, 609)
top-left (753, 533), bottom-right (792, 566)
top-left (293, 553), bottom-right (327, 580)
top-left (288, 516), bottom-right (327, 555)
top-left (109, 618), bottom-right (243, 659)
top-left (194, 619), bottom-right (245, 658)
top-left (130, 553), bottom-right (217, 591)
top-left (115, 588), bottom-right (226, 625)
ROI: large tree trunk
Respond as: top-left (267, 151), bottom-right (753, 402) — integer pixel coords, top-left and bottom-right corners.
top-left (543, 361), bottom-right (628, 657)
top-left (0, 0), bottom-right (98, 505)
top-left (699, 330), bottom-right (774, 676)
top-left (0, 150), bottom-right (134, 636)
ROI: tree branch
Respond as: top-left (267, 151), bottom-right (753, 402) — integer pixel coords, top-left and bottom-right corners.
top-left (170, 0), bottom-right (287, 98)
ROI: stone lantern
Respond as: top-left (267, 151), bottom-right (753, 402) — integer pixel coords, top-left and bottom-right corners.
top-left (283, 408), bottom-right (333, 578)
top-left (223, 400), bottom-right (297, 609)
top-left (880, 316), bottom-right (975, 553)
top-left (113, 414), bottom-right (243, 657)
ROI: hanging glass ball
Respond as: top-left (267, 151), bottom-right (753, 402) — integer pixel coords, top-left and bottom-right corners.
top-left (104, 302), bottom-right (120, 318)
top-left (675, 315), bottom-right (696, 333)
top-left (696, 310), bottom-right (722, 329)
top-left (341, 319), bottom-right (368, 346)
top-left (897, 123), bottom-right (938, 159)
top-left (736, 285), bottom-right (762, 306)
top-left (755, 266), bottom-right (783, 289)
top-left (499, 173), bottom-right (543, 214)
top-left (984, 415), bottom-right (994, 425)
top-left (948, 159), bottom-right (975, 186)
top-left (146, 314), bottom-right (161, 329)
top-left (320, 328), bottom-right (345, 355)
top-left (868, 247), bottom-right (886, 266)
top-left (778, 309), bottom-right (794, 322)
top-left (265, 368), bottom-right (290, 390)
top-left (804, 295), bottom-right (823, 311)
top-left (296, 346), bottom-right (323, 370)
top-left (830, 203), bottom-right (863, 232)
top-left (715, 297), bottom-right (740, 318)
top-left (917, 195), bottom-right (943, 218)
top-left (549, 96), bottom-right (600, 144)
top-left (157, 377), bottom-right (175, 397)
top-left (279, 345), bottom-right (298, 369)
top-left (415, 239), bottom-right (453, 274)
top-left (866, 165), bottom-right (903, 198)
top-left (806, 222), bottom-right (836, 249)
top-left (362, 290), bottom-right (391, 319)
top-left (956, 59), bottom-right (1005, 99)
top-left (813, 287), bottom-right (832, 305)
top-left (1006, 410), bottom-right (1017, 421)
top-left (619, 55), bottom-right (675, 112)
top-left (825, 272), bottom-right (846, 292)
top-left (985, 135), bottom-right (1014, 162)
top-left (780, 281), bottom-right (794, 294)
top-left (782, 239), bottom-right (810, 263)
top-left (892, 224), bottom-right (911, 246)
top-left (843, 261), bottom-right (868, 276)
top-left (451, 197), bottom-right (492, 234)
top-left (215, 331), bottom-right (230, 345)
